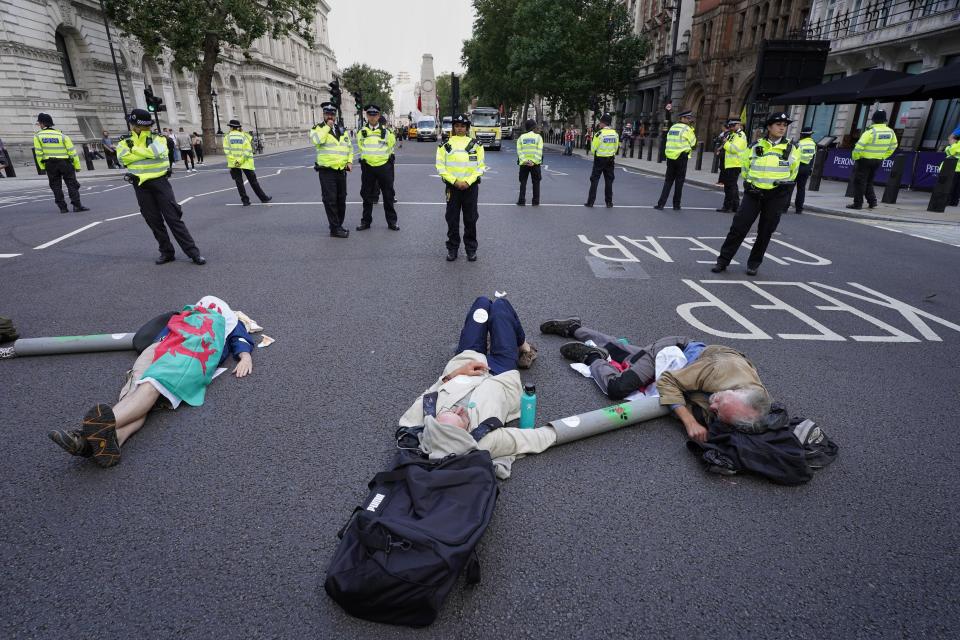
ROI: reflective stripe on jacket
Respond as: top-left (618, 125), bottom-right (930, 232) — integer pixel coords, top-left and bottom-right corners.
top-left (516, 131), bottom-right (543, 165)
top-left (665, 123), bottom-right (696, 160)
top-left (436, 135), bottom-right (485, 185)
top-left (116, 131), bottom-right (170, 183)
top-left (797, 137), bottom-right (817, 165)
top-left (33, 128), bottom-right (80, 170)
top-left (590, 127), bottom-right (619, 157)
top-left (852, 124), bottom-right (897, 161)
top-left (722, 130), bottom-right (747, 169)
top-left (358, 124), bottom-right (395, 167)
top-left (743, 138), bottom-right (800, 190)
top-left (310, 123), bottom-right (353, 170)
top-left (223, 131), bottom-right (255, 170)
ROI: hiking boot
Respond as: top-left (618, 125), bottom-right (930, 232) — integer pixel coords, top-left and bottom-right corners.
top-left (560, 342), bottom-right (609, 364)
top-left (539, 316), bottom-right (581, 337)
top-left (518, 343), bottom-right (538, 369)
top-left (81, 404), bottom-right (121, 468)
top-left (48, 429), bottom-right (92, 457)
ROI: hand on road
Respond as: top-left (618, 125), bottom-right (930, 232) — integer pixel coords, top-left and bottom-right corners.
top-left (686, 422), bottom-right (709, 443)
top-left (233, 353), bottom-right (253, 378)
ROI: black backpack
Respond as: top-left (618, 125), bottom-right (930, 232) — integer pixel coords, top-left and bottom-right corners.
top-left (324, 449), bottom-right (499, 627)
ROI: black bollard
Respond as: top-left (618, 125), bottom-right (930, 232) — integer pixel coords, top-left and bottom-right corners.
top-left (81, 144), bottom-right (95, 171)
top-left (845, 159), bottom-right (857, 197)
top-left (695, 141), bottom-right (705, 171)
top-left (647, 138), bottom-right (654, 161)
top-left (658, 137), bottom-right (665, 163)
top-left (638, 139), bottom-right (644, 160)
top-left (881, 154), bottom-right (908, 204)
top-left (928, 157), bottom-right (957, 213)
top-left (629, 137), bottom-right (635, 158)
top-left (711, 150), bottom-right (720, 173)
top-left (808, 148), bottom-right (826, 191)
top-left (2, 148), bottom-right (15, 177)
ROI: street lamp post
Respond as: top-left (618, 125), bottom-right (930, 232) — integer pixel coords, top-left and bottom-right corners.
top-left (660, 0), bottom-right (684, 161)
top-left (98, 0), bottom-right (129, 130)
top-left (211, 89), bottom-right (223, 135)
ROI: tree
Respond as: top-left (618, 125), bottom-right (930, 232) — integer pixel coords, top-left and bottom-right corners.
top-left (103, 0), bottom-right (319, 153)
top-left (339, 64), bottom-right (394, 118)
top-left (461, 0), bottom-right (525, 110)
top-left (435, 72), bottom-right (470, 119)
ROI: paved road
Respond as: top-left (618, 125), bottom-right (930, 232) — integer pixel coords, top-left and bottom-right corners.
top-left (2, 138), bottom-right (959, 639)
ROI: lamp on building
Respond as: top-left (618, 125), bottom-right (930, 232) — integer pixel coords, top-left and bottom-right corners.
top-left (211, 88), bottom-right (223, 134)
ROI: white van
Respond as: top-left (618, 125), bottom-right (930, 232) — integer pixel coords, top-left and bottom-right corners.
top-left (417, 117), bottom-right (438, 142)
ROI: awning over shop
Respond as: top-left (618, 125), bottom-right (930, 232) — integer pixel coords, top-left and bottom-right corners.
top-left (770, 69), bottom-right (911, 105)
top-left (856, 64), bottom-right (960, 102)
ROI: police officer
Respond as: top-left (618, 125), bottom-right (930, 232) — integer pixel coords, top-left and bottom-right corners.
top-left (356, 105), bottom-right (399, 230)
top-left (516, 119), bottom-right (543, 206)
top-left (584, 113), bottom-right (619, 207)
top-left (32, 113), bottom-right (89, 213)
top-left (436, 114), bottom-right (484, 261)
top-left (117, 109), bottom-right (205, 265)
top-left (223, 119), bottom-right (272, 206)
top-left (847, 110), bottom-right (898, 210)
top-left (793, 126), bottom-right (817, 213)
top-left (716, 118), bottom-right (747, 212)
top-left (655, 111), bottom-right (696, 210)
top-left (711, 112), bottom-right (799, 277)
top-left (309, 102), bottom-right (353, 238)
top-left (942, 133), bottom-right (960, 208)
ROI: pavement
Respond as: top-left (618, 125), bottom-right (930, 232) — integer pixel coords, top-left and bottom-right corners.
top-left (548, 142), bottom-right (960, 226)
top-left (1, 138), bottom-right (959, 639)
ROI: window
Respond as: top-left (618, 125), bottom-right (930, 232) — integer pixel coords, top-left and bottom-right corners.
top-left (920, 56), bottom-right (960, 150)
top-left (801, 72), bottom-right (843, 139)
top-left (55, 31), bottom-right (76, 87)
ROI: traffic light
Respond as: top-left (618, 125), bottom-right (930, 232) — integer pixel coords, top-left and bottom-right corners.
top-left (328, 80), bottom-right (341, 108)
top-left (144, 86), bottom-right (165, 113)
top-left (353, 91), bottom-right (363, 112)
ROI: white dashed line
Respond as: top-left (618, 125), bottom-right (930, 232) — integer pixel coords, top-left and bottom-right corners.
top-left (33, 221), bottom-right (102, 250)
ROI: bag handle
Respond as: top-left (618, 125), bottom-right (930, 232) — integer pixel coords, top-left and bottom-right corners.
top-left (336, 507), bottom-right (362, 539)
top-left (465, 549), bottom-right (481, 585)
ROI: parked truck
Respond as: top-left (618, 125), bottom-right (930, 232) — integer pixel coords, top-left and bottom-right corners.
top-left (469, 107), bottom-right (502, 151)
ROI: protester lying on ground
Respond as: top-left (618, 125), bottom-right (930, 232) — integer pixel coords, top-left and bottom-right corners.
top-left (48, 296), bottom-right (254, 467)
top-left (397, 295), bottom-right (552, 479)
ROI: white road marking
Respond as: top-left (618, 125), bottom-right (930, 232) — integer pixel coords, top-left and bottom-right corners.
top-left (178, 196), bottom-right (194, 205)
top-left (224, 201), bottom-right (717, 209)
top-left (0, 253), bottom-right (22, 258)
top-left (33, 221), bottom-right (102, 250)
top-left (105, 212), bottom-right (141, 221)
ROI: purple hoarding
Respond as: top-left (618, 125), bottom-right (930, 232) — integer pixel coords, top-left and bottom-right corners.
top-left (912, 151), bottom-right (946, 190)
top-left (822, 149), bottom-right (914, 186)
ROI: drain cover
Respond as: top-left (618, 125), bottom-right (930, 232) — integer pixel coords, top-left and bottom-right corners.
top-left (585, 256), bottom-right (650, 279)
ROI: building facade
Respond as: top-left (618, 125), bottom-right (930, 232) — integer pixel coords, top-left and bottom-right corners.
top-left (790, 0), bottom-right (960, 150)
top-left (0, 0), bottom-right (337, 162)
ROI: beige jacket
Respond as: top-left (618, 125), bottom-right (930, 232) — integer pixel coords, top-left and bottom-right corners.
top-left (656, 345), bottom-right (768, 417)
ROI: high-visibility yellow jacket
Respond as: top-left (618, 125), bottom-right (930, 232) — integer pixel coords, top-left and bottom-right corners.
top-left (435, 135), bottom-right (485, 186)
top-left (516, 131), bottom-right (543, 165)
top-left (116, 130), bottom-right (170, 183)
top-left (940, 140), bottom-right (960, 171)
top-left (852, 123), bottom-right (897, 161)
top-left (309, 122), bottom-right (353, 170)
top-left (722, 130), bottom-right (747, 169)
top-left (797, 136), bottom-right (817, 165)
top-left (665, 123), bottom-right (696, 160)
top-left (590, 127), bottom-right (619, 157)
top-left (33, 127), bottom-right (80, 170)
top-left (743, 137), bottom-right (800, 190)
top-left (223, 130), bottom-right (255, 170)
top-left (358, 124), bottom-right (396, 167)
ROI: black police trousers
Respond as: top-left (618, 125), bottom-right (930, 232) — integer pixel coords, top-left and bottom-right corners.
top-left (132, 177), bottom-right (200, 259)
top-left (45, 159), bottom-right (82, 210)
top-left (657, 154), bottom-right (689, 207)
top-left (518, 164), bottom-right (541, 204)
top-left (317, 167), bottom-right (347, 231)
top-left (230, 168), bottom-right (269, 204)
top-left (360, 162), bottom-right (397, 225)
top-left (719, 167), bottom-right (741, 211)
top-left (717, 185), bottom-right (791, 270)
top-left (851, 158), bottom-right (881, 207)
top-left (445, 181), bottom-right (479, 253)
top-left (794, 164), bottom-right (812, 212)
top-left (586, 156), bottom-right (615, 205)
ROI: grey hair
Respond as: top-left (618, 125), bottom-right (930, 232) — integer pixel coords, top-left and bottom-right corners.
top-left (730, 388), bottom-right (772, 431)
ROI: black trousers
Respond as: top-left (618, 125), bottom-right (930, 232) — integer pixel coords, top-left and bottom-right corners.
top-left (194, 144), bottom-right (204, 164)
top-left (231, 167), bottom-right (269, 204)
top-left (794, 165), bottom-right (812, 211)
top-left (445, 182), bottom-right (479, 253)
top-left (360, 162), bottom-right (397, 225)
top-left (105, 150), bottom-right (119, 169)
top-left (950, 171), bottom-right (960, 207)
top-left (518, 164), bottom-right (541, 203)
top-left (45, 159), bottom-right (82, 209)
top-left (851, 158), bottom-right (881, 207)
top-left (586, 156), bottom-right (615, 205)
top-left (317, 167), bottom-right (347, 230)
top-left (132, 177), bottom-right (200, 259)
top-left (719, 167), bottom-right (741, 211)
top-left (182, 149), bottom-right (195, 170)
top-left (657, 154), bottom-right (689, 207)
top-left (717, 185), bottom-right (791, 270)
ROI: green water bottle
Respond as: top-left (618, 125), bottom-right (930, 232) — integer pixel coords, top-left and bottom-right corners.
top-left (520, 384), bottom-right (537, 429)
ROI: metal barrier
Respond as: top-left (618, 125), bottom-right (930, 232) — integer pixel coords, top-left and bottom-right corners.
top-left (928, 157), bottom-right (957, 213)
top-left (881, 154), bottom-right (908, 204)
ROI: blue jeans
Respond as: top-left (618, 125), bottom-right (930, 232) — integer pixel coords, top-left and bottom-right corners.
top-left (456, 296), bottom-right (526, 375)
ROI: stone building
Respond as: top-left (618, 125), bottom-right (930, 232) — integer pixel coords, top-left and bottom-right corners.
top-left (0, 0), bottom-right (337, 163)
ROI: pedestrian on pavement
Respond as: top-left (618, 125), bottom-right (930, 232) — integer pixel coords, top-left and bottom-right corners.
top-left (942, 133), bottom-right (960, 207)
top-left (117, 109), bottom-right (206, 265)
top-left (309, 102), bottom-right (353, 238)
top-left (655, 110), bottom-right (697, 210)
top-left (101, 130), bottom-right (119, 169)
top-left (32, 113), bottom-right (89, 213)
top-left (711, 112), bottom-right (800, 276)
top-left (717, 118), bottom-right (747, 212)
top-left (191, 132), bottom-right (204, 165)
top-left (847, 110), bottom-right (898, 210)
top-left (356, 105), bottom-right (399, 231)
top-left (223, 119), bottom-right (272, 207)
top-left (793, 126), bottom-right (817, 213)
top-left (177, 127), bottom-right (196, 171)
top-left (516, 119), bottom-right (543, 206)
top-left (436, 113), bottom-right (485, 261)
top-left (583, 113), bottom-right (619, 208)
top-left (48, 296), bottom-right (253, 468)
top-left (563, 126), bottom-right (574, 156)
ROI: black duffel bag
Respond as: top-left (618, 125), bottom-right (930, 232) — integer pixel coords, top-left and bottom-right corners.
top-left (324, 449), bottom-right (499, 627)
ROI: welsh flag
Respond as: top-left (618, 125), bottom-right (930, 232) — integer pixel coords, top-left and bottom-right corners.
top-left (142, 304), bottom-right (227, 406)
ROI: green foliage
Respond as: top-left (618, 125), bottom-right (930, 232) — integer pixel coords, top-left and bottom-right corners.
top-left (339, 64), bottom-right (394, 114)
top-left (436, 72), bottom-right (471, 118)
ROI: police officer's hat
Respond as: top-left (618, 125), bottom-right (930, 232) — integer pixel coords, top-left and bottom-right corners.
top-left (128, 109), bottom-right (153, 126)
top-left (598, 112), bottom-right (613, 124)
top-left (726, 118), bottom-right (742, 126)
top-left (453, 113), bottom-right (471, 126)
top-left (525, 119), bottom-right (537, 131)
top-left (677, 111), bottom-right (695, 120)
top-left (765, 112), bottom-right (793, 126)
top-left (364, 104), bottom-right (381, 115)
top-left (228, 119), bottom-right (242, 128)
top-left (871, 110), bottom-right (887, 123)
top-left (800, 126), bottom-right (814, 136)
top-left (36, 112), bottom-right (54, 127)
top-left (321, 102), bottom-right (338, 114)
